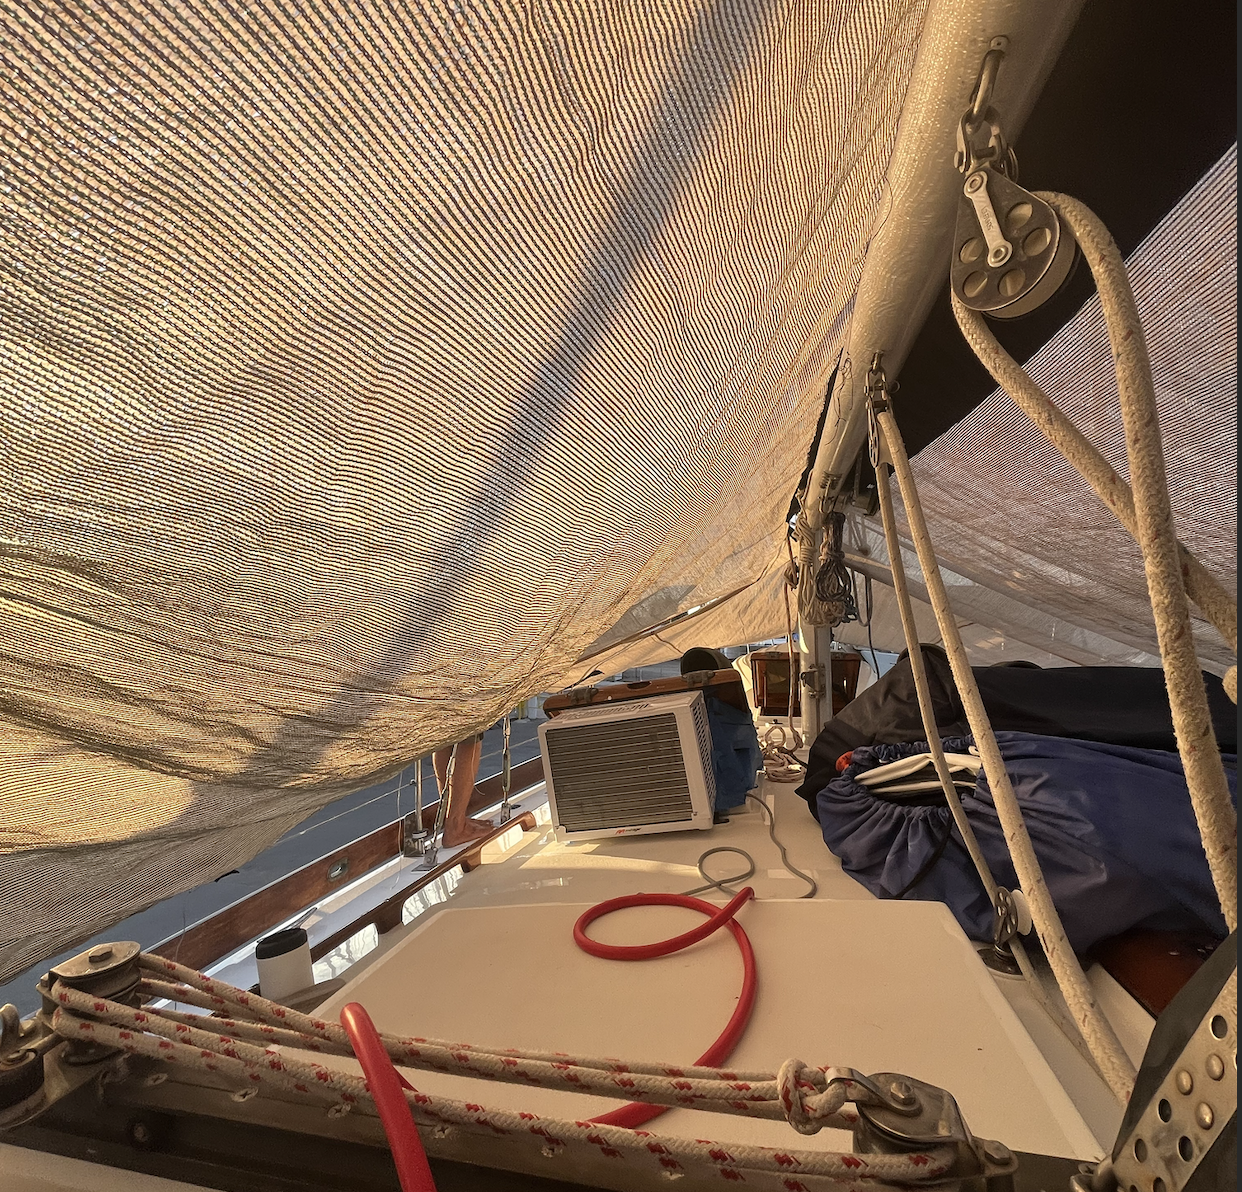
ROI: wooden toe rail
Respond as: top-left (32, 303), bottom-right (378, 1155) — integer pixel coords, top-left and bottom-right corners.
top-left (151, 758), bottom-right (543, 971)
top-left (309, 810), bottom-right (538, 962)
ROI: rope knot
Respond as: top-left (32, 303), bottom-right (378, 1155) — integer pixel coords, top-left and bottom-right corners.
top-left (776, 1059), bottom-right (846, 1135)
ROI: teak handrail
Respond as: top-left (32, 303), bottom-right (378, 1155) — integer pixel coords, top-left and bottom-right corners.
top-left (151, 757), bottom-right (544, 971)
top-left (309, 810), bottom-right (539, 962)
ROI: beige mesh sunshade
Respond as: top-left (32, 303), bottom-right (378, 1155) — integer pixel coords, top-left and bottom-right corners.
top-left (1, 1), bottom-right (930, 980)
top-left (558, 147), bottom-right (1239, 681)
top-left (884, 146), bottom-right (1237, 673)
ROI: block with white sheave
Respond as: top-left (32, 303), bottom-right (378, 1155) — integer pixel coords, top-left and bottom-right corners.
top-left (539, 689), bottom-right (716, 840)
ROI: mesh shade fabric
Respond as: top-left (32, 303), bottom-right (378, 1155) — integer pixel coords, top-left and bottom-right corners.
top-left (620, 150), bottom-right (1239, 679)
top-left (830, 520), bottom-right (1167, 669)
top-left (0, 1), bottom-right (930, 980)
top-left (889, 146), bottom-right (1237, 671)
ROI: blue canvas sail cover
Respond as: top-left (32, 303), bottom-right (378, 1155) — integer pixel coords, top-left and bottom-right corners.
top-left (704, 695), bottom-right (762, 812)
top-left (814, 732), bottom-right (1237, 952)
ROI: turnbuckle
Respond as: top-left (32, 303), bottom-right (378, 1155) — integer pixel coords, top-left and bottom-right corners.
top-left (497, 714), bottom-right (514, 825)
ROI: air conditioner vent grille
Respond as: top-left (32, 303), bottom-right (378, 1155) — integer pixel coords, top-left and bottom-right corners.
top-left (545, 713), bottom-right (693, 830)
top-left (692, 696), bottom-right (716, 809)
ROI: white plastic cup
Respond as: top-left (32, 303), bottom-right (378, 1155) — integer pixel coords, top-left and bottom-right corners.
top-left (255, 927), bottom-right (313, 1003)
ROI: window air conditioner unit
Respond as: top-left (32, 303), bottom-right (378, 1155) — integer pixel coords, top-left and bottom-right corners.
top-left (538, 690), bottom-right (717, 841)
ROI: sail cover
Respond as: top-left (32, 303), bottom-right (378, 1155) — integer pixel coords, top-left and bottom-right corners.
top-left (1, 0), bottom-right (931, 979)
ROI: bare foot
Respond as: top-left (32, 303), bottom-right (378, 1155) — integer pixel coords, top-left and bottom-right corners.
top-left (442, 818), bottom-right (493, 847)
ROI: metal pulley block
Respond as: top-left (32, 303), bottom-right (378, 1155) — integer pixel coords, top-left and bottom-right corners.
top-left (852, 1070), bottom-right (1019, 1192)
top-left (950, 37), bottom-right (1077, 318)
top-left (951, 168), bottom-right (1076, 318)
top-left (35, 940), bottom-right (143, 1066)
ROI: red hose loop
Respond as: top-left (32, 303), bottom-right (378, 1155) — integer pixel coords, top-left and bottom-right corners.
top-left (573, 888), bottom-right (758, 1129)
top-left (341, 1002), bottom-right (438, 1192)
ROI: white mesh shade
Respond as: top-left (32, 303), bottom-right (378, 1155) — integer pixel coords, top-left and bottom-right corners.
top-left (889, 147), bottom-right (1237, 671)
top-left (0, 0), bottom-right (928, 980)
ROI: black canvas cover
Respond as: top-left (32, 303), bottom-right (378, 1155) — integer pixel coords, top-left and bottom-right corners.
top-left (797, 651), bottom-right (1238, 814)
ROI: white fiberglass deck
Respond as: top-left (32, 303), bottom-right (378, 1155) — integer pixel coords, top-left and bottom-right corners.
top-left (2, 779), bottom-right (1154, 1190)
top-left (306, 781), bottom-right (1113, 1161)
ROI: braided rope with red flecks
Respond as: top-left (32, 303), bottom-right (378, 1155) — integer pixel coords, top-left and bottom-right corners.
top-left (46, 957), bottom-right (959, 1188)
top-left (132, 955), bottom-right (876, 1125)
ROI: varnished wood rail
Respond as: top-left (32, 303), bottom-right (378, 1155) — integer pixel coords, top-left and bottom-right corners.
top-left (309, 810), bottom-right (539, 962)
top-left (151, 758), bottom-right (544, 971)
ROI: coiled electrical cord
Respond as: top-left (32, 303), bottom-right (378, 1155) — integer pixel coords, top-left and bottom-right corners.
top-left (684, 795), bottom-right (817, 900)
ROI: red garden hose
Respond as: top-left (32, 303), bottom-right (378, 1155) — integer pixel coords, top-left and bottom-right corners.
top-left (340, 884), bottom-right (757, 1182)
top-left (341, 1001), bottom-right (438, 1192)
top-left (573, 886), bottom-right (758, 1128)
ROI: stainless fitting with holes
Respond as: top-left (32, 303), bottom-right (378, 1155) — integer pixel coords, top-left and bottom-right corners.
top-left (1110, 968), bottom-right (1236, 1192)
top-left (951, 38), bottom-right (1076, 318)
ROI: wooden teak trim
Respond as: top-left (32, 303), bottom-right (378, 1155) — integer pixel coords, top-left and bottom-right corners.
top-left (152, 757), bottom-right (544, 971)
top-left (309, 811), bottom-right (539, 961)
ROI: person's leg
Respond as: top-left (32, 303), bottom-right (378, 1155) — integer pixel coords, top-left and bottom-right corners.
top-left (440, 735), bottom-right (491, 846)
top-left (432, 746), bottom-right (452, 794)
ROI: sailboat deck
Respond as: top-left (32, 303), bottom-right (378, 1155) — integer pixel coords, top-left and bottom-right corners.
top-left (301, 779), bottom-right (1145, 1159)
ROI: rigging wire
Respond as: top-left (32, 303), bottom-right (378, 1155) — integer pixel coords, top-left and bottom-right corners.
top-left (763, 557), bottom-right (807, 783)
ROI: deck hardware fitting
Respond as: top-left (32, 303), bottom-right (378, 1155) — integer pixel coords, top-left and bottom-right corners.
top-left (402, 761), bottom-right (431, 856)
top-left (497, 713), bottom-right (515, 825)
top-left (1110, 964), bottom-right (1236, 1192)
top-left (853, 1070), bottom-right (1017, 1191)
top-left (951, 39), bottom-right (1076, 318)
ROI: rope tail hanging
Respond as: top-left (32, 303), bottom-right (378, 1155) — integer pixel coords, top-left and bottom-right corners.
top-left (793, 514), bottom-right (832, 627)
top-left (866, 364), bottom-right (1137, 1104)
top-left (865, 384), bottom-right (1126, 1088)
top-left (952, 193), bottom-right (1238, 932)
top-left (792, 509), bottom-right (858, 629)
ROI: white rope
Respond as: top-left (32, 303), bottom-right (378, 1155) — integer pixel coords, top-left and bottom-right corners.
top-left (794, 513), bottom-right (843, 627)
top-left (951, 300), bottom-right (1236, 658)
top-left (872, 459), bottom-right (1121, 1081)
top-left (952, 192), bottom-right (1237, 932)
top-left (874, 405), bottom-right (1137, 1104)
top-left (871, 458), bottom-right (1000, 908)
top-left (46, 955), bottom-right (959, 1188)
